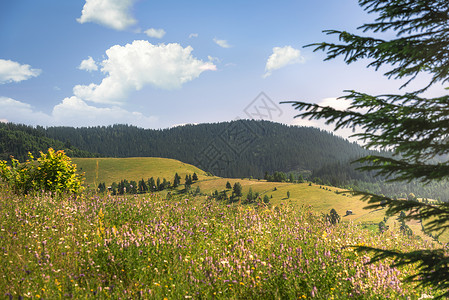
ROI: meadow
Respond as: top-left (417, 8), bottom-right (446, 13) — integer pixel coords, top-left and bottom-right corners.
top-left (72, 157), bottom-right (211, 189)
top-left (0, 188), bottom-right (439, 299)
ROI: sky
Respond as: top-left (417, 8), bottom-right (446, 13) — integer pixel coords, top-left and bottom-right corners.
top-left (0, 0), bottom-right (446, 138)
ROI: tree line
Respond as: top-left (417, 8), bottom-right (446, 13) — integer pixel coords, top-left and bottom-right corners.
top-left (97, 172), bottom-right (198, 195)
top-left (2, 120), bottom-right (372, 178)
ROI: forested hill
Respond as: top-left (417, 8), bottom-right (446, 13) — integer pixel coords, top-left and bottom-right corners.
top-left (17, 120), bottom-right (370, 178)
top-left (0, 123), bottom-right (98, 161)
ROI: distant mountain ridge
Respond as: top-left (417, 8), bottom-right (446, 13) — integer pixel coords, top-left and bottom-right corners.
top-left (1, 120), bottom-right (371, 178)
top-left (0, 123), bottom-right (98, 161)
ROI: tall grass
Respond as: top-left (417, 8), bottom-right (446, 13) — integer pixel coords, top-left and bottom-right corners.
top-left (0, 189), bottom-right (437, 299)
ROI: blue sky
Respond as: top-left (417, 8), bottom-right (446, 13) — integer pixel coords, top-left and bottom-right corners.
top-left (0, 0), bottom-right (445, 137)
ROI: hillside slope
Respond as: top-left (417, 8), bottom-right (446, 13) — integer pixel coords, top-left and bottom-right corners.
top-left (42, 120), bottom-right (370, 178)
top-left (0, 123), bottom-right (98, 161)
top-left (73, 157), bottom-right (212, 188)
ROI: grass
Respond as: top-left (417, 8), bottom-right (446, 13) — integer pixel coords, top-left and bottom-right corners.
top-left (71, 156), bottom-right (435, 241)
top-left (72, 157), bottom-right (212, 188)
top-left (192, 179), bottom-right (385, 224)
top-left (0, 188), bottom-right (439, 299)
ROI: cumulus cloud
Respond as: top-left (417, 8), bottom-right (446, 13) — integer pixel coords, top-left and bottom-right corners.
top-left (0, 96), bottom-right (157, 128)
top-left (189, 33), bottom-right (198, 38)
top-left (213, 38), bottom-right (231, 48)
top-left (263, 46), bottom-right (304, 78)
top-left (77, 0), bottom-right (137, 31)
top-left (73, 40), bottom-right (216, 105)
top-left (78, 56), bottom-right (98, 72)
top-left (52, 96), bottom-right (157, 127)
top-left (144, 28), bottom-right (166, 39)
top-left (0, 97), bottom-right (51, 125)
top-left (207, 56), bottom-right (221, 63)
top-left (0, 59), bottom-right (41, 84)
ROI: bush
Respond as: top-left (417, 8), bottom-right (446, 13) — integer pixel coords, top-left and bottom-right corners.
top-left (327, 208), bottom-right (340, 225)
top-left (0, 148), bottom-right (84, 195)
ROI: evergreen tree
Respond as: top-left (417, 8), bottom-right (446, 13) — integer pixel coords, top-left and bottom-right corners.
top-left (287, 191), bottom-right (290, 199)
top-left (263, 194), bottom-right (270, 204)
top-left (192, 172), bottom-right (198, 181)
top-left (97, 182), bottom-right (106, 193)
top-left (129, 180), bottom-right (137, 194)
top-left (284, 0), bottom-right (449, 296)
top-left (147, 177), bottom-right (156, 192)
top-left (226, 181), bottom-right (232, 189)
top-left (111, 182), bottom-right (117, 195)
top-left (185, 174), bottom-right (191, 185)
top-left (246, 187), bottom-right (254, 203)
top-left (289, 173), bottom-right (295, 183)
top-left (156, 177), bottom-right (161, 191)
top-left (233, 182), bottom-right (243, 199)
top-left (173, 173), bottom-right (181, 188)
top-left (162, 178), bottom-right (169, 190)
top-left (138, 178), bottom-right (148, 193)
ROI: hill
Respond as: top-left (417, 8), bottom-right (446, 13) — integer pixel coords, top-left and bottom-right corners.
top-left (4, 120), bottom-right (449, 200)
top-left (38, 120), bottom-right (371, 178)
top-left (73, 157), bottom-right (212, 188)
top-left (0, 122), bottom-right (98, 161)
top-left (72, 156), bottom-right (395, 230)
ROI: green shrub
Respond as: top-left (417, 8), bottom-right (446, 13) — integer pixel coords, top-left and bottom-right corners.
top-left (0, 148), bottom-right (84, 195)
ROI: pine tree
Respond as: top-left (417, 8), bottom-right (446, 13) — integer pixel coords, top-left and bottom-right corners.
top-left (147, 177), bottom-right (156, 192)
top-left (138, 178), bottom-right (147, 194)
top-left (283, 0), bottom-right (449, 296)
top-left (226, 181), bottom-right (232, 189)
top-left (246, 187), bottom-right (254, 203)
top-left (233, 182), bottom-right (243, 199)
top-left (173, 173), bottom-right (180, 188)
top-left (156, 177), bottom-right (161, 191)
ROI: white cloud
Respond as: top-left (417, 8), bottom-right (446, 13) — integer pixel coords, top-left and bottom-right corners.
top-left (263, 46), bottom-right (304, 78)
top-left (189, 33), bottom-right (198, 38)
top-left (77, 0), bottom-right (137, 31)
top-left (0, 96), bottom-right (157, 128)
top-left (0, 97), bottom-right (51, 125)
top-left (74, 40), bottom-right (216, 105)
top-left (213, 38), bottom-right (231, 48)
top-left (208, 56), bottom-right (221, 63)
top-left (0, 59), bottom-right (41, 84)
top-left (52, 96), bottom-right (157, 127)
top-left (78, 56), bottom-right (98, 72)
top-left (144, 28), bottom-right (166, 39)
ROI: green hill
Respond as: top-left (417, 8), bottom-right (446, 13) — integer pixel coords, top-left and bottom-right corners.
top-left (0, 122), bottom-right (98, 161)
top-left (72, 156), bottom-right (436, 243)
top-left (41, 120), bottom-right (371, 178)
top-left (72, 157), bottom-right (212, 188)
top-left (74, 156), bottom-right (382, 224)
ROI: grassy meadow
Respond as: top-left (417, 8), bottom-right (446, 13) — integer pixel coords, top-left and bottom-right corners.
top-left (1, 156), bottom-right (444, 298)
top-left (72, 157), bottom-right (212, 189)
top-left (0, 189), bottom-right (439, 299)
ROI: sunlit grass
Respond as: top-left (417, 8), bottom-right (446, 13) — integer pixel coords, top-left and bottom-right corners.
top-left (72, 157), bottom-right (212, 188)
top-left (0, 188), bottom-right (438, 299)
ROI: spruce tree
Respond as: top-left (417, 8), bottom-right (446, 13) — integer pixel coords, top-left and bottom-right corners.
top-left (226, 181), bottom-right (232, 189)
top-left (233, 182), bottom-right (243, 199)
top-left (173, 173), bottom-right (180, 188)
top-left (283, 0), bottom-right (449, 296)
